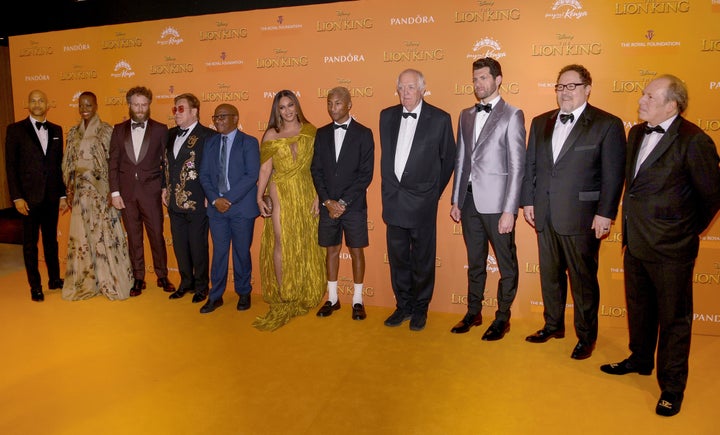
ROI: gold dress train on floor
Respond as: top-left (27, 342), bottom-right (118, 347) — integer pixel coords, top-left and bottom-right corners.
top-left (253, 123), bottom-right (325, 331)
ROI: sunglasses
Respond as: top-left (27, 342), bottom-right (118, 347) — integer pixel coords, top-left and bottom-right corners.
top-left (171, 105), bottom-right (187, 115)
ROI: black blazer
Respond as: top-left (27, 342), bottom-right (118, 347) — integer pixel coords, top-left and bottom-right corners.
top-left (623, 116), bottom-right (720, 262)
top-left (379, 102), bottom-right (456, 228)
top-left (521, 104), bottom-right (626, 235)
top-left (311, 118), bottom-right (375, 212)
top-left (165, 123), bottom-right (217, 214)
top-left (5, 117), bottom-right (66, 206)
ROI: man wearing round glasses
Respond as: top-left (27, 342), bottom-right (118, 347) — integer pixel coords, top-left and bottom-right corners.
top-left (163, 93), bottom-right (216, 304)
top-left (521, 64), bottom-right (626, 361)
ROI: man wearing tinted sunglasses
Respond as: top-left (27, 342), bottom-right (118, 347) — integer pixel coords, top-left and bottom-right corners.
top-left (163, 93), bottom-right (216, 304)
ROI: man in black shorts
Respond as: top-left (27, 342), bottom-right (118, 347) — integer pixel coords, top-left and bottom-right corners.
top-left (311, 86), bottom-right (375, 320)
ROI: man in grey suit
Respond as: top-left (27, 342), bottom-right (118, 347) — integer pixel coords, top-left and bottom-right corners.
top-left (449, 57), bottom-right (525, 340)
top-left (521, 64), bottom-right (626, 360)
top-left (600, 75), bottom-right (720, 417)
top-left (379, 69), bottom-right (456, 331)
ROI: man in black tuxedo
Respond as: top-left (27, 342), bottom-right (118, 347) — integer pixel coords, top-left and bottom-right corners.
top-left (311, 86), bottom-right (375, 321)
top-left (600, 75), bottom-right (720, 417)
top-left (379, 69), bottom-right (456, 331)
top-left (5, 89), bottom-right (68, 302)
top-left (521, 64), bottom-right (626, 360)
top-left (163, 93), bottom-right (216, 303)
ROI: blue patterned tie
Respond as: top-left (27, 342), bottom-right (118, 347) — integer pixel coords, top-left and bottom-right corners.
top-left (219, 136), bottom-right (228, 194)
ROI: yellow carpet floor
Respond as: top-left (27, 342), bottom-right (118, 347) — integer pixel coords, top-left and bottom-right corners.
top-left (0, 252), bottom-right (717, 434)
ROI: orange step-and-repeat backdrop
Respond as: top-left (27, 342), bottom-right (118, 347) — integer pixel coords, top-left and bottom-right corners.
top-left (9, 0), bottom-right (720, 334)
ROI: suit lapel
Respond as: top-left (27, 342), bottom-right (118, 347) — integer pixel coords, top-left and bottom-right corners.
top-left (636, 118), bottom-right (680, 176)
top-left (474, 99), bottom-right (505, 150)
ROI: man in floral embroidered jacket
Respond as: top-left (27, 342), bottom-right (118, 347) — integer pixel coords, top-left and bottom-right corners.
top-left (163, 93), bottom-right (217, 303)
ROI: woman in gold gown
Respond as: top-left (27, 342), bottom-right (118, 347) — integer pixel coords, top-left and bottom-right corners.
top-left (253, 90), bottom-right (325, 330)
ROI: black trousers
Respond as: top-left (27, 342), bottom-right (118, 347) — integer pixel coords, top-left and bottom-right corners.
top-left (536, 216), bottom-right (601, 344)
top-left (623, 250), bottom-right (693, 395)
top-left (460, 194), bottom-right (518, 322)
top-left (22, 197), bottom-right (61, 290)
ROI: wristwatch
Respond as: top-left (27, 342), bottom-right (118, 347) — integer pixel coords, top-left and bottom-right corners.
top-left (338, 199), bottom-right (348, 207)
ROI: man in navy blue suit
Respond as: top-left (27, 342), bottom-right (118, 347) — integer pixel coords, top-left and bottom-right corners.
top-left (311, 86), bottom-right (375, 321)
top-left (198, 103), bottom-right (260, 314)
top-left (5, 89), bottom-right (68, 302)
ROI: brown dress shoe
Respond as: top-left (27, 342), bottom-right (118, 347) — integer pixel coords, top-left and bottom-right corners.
top-left (129, 279), bottom-right (146, 297)
top-left (450, 312), bottom-right (482, 334)
top-left (157, 277), bottom-right (176, 293)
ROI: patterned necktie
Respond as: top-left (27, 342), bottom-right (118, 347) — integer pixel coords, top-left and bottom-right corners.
top-left (559, 113), bottom-right (574, 124)
top-left (219, 136), bottom-right (229, 194)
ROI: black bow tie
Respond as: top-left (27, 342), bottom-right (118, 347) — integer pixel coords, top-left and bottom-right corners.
top-left (476, 103), bottom-right (492, 113)
top-left (333, 123), bottom-right (347, 130)
top-left (35, 121), bottom-right (47, 130)
top-left (644, 125), bottom-right (665, 135)
top-left (131, 122), bottom-right (145, 129)
top-left (402, 112), bottom-right (417, 119)
top-left (177, 128), bottom-right (189, 137)
top-left (559, 113), bottom-right (574, 124)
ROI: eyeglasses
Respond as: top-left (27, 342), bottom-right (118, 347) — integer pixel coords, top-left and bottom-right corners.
top-left (211, 114), bottom-right (236, 121)
top-left (171, 105), bottom-right (186, 115)
top-left (554, 83), bottom-right (585, 92)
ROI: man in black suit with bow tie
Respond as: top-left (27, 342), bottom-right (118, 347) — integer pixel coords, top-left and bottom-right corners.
top-left (379, 69), bottom-right (456, 331)
top-left (5, 89), bottom-right (68, 302)
top-left (521, 64), bottom-right (626, 360)
top-left (311, 86), bottom-right (375, 321)
top-left (163, 93), bottom-right (216, 303)
top-left (600, 74), bottom-right (720, 417)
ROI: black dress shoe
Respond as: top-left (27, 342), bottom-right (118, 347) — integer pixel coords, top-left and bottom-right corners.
top-left (31, 288), bottom-right (44, 302)
top-left (481, 320), bottom-right (510, 341)
top-left (157, 277), bottom-right (176, 293)
top-left (656, 391), bottom-right (683, 417)
top-left (192, 290), bottom-right (208, 304)
top-left (169, 288), bottom-right (189, 300)
top-left (384, 309), bottom-right (412, 327)
top-left (600, 358), bottom-right (652, 376)
top-left (200, 298), bottom-right (223, 314)
top-left (237, 293), bottom-right (251, 311)
top-left (570, 341), bottom-right (595, 360)
top-left (525, 328), bottom-right (565, 343)
top-left (409, 313), bottom-right (427, 331)
top-left (48, 278), bottom-right (64, 290)
top-left (352, 303), bottom-right (367, 320)
top-left (316, 300), bottom-right (340, 317)
top-left (129, 279), bottom-right (146, 297)
top-left (450, 312), bottom-right (483, 334)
